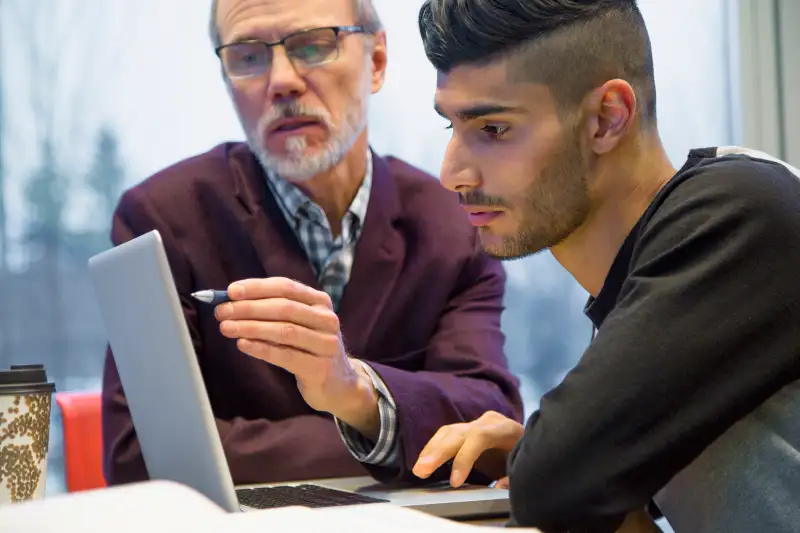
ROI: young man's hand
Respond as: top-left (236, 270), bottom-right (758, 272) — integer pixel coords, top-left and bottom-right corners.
top-left (412, 411), bottom-right (524, 487)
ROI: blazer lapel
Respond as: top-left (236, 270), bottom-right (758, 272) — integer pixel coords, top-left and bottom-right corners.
top-left (229, 144), bottom-right (319, 289)
top-left (337, 152), bottom-right (406, 355)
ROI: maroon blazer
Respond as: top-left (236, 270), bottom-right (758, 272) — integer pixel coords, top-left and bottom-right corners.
top-left (101, 143), bottom-right (523, 486)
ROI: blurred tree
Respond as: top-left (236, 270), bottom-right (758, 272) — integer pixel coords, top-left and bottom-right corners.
top-left (24, 139), bottom-right (65, 257)
top-left (1, 0), bottom-right (130, 379)
top-left (9, 0), bottom-right (87, 379)
top-left (20, 141), bottom-right (67, 378)
top-left (87, 126), bottom-right (125, 230)
top-left (66, 125), bottom-right (126, 260)
top-left (5, 0), bottom-right (129, 256)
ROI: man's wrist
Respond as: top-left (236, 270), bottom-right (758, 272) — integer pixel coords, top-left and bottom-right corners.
top-left (331, 360), bottom-right (381, 440)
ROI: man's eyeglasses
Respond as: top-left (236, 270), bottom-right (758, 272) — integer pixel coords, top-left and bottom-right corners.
top-left (215, 26), bottom-right (366, 79)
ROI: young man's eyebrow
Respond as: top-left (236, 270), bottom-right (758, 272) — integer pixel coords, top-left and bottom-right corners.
top-left (433, 103), bottom-right (525, 121)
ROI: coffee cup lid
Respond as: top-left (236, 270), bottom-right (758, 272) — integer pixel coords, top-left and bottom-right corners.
top-left (0, 364), bottom-right (56, 394)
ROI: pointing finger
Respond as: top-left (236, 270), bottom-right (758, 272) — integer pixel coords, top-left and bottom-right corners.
top-left (413, 425), bottom-right (466, 479)
top-left (228, 278), bottom-right (332, 309)
top-left (450, 430), bottom-right (493, 487)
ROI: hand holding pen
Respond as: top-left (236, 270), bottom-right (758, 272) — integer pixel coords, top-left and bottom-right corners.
top-left (190, 278), bottom-right (381, 440)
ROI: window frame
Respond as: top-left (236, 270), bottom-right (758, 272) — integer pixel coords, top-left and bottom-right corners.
top-left (734, 0), bottom-right (800, 166)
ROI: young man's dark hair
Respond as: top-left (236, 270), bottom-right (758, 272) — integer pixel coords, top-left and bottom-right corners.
top-left (412, 1), bottom-right (800, 532)
top-left (419, 0), bottom-right (657, 122)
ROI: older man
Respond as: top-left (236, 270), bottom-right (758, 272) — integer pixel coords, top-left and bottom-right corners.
top-left (101, 0), bottom-right (522, 486)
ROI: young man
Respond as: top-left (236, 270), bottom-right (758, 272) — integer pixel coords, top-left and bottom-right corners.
top-left (101, 0), bottom-right (522, 486)
top-left (411, 0), bottom-right (800, 532)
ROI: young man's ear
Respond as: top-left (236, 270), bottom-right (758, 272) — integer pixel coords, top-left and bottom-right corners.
top-left (583, 79), bottom-right (637, 155)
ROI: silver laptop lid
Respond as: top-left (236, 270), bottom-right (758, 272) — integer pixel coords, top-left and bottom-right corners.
top-left (88, 230), bottom-right (240, 512)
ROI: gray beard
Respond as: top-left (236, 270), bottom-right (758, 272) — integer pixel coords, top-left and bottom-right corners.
top-left (245, 56), bottom-right (373, 182)
top-left (247, 102), bottom-right (366, 182)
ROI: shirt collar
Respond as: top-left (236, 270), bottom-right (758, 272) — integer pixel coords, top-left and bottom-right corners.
top-left (347, 154), bottom-right (371, 228)
top-left (584, 225), bottom-right (639, 328)
top-left (265, 151), bottom-right (372, 228)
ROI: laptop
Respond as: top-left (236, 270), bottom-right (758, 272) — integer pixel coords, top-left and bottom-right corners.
top-left (88, 230), bottom-right (510, 519)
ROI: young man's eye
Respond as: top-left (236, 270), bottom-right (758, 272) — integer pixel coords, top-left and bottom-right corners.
top-left (482, 125), bottom-right (510, 140)
top-left (444, 122), bottom-right (453, 130)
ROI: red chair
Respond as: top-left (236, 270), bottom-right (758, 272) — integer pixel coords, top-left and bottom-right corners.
top-left (55, 391), bottom-right (107, 492)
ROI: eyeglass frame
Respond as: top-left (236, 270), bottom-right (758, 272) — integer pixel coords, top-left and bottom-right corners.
top-left (214, 25), bottom-right (368, 79)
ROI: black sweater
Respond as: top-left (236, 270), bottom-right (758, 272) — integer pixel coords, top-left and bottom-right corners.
top-left (507, 147), bottom-right (800, 531)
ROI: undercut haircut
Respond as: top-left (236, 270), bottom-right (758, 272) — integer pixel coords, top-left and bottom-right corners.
top-left (209, 0), bottom-right (383, 49)
top-left (419, 0), bottom-right (657, 124)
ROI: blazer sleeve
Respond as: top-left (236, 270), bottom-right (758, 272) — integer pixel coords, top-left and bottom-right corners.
top-left (101, 188), bottom-right (363, 485)
top-left (363, 234), bottom-right (524, 483)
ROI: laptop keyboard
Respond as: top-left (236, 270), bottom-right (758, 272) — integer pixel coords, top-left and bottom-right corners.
top-left (236, 484), bottom-right (389, 510)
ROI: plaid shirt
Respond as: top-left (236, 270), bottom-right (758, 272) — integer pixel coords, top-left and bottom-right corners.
top-left (264, 154), bottom-right (400, 468)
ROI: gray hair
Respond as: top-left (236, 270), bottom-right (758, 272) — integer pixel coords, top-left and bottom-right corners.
top-left (209, 0), bottom-right (383, 49)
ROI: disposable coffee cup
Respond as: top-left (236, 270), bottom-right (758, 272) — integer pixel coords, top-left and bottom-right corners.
top-left (0, 364), bottom-right (56, 505)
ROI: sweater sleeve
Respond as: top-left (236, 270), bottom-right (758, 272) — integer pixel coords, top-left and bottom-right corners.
top-left (507, 159), bottom-right (800, 531)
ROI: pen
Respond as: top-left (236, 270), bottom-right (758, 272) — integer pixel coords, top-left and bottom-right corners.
top-left (191, 290), bottom-right (231, 305)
